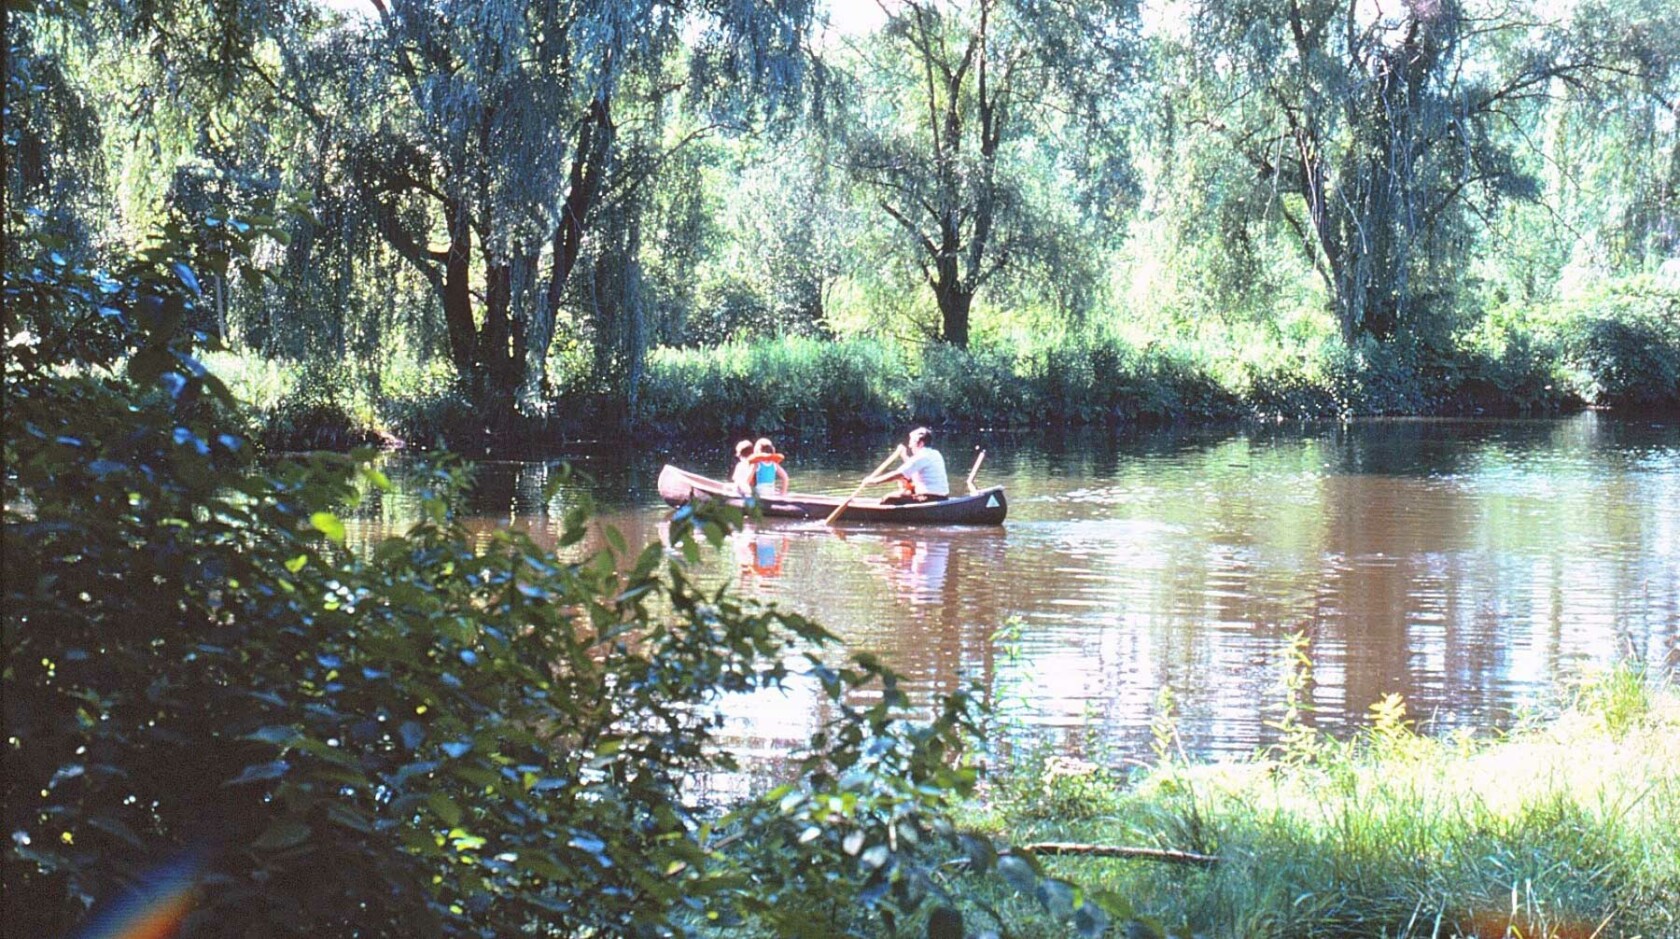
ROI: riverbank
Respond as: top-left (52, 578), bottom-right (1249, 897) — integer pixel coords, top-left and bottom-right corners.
top-left (214, 294), bottom-right (1679, 456)
top-left (966, 665), bottom-right (1680, 939)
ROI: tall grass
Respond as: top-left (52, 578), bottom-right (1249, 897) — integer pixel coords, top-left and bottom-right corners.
top-left (639, 336), bottom-right (909, 438)
top-left (970, 663), bottom-right (1679, 939)
top-left (212, 285), bottom-right (1674, 452)
top-left (641, 334), bottom-right (1248, 437)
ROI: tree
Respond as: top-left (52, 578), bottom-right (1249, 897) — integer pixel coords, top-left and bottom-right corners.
top-left (337, 0), bottom-right (814, 417)
top-left (1177, 0), bottom-right (1678, 346)
top-left (845, 0), bottom-right (1139, 347)
top-left (3, 18), bottom-right (107, 263)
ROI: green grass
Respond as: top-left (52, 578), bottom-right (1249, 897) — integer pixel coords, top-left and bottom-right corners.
top-left (965, 664), bottom-right (1680, 939)
top-left (209, 286), bottom-right (1676, 450)
top-left (639, 335), bottom-right (909, 438)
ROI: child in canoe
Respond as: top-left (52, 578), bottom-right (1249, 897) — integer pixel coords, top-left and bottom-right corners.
top-left (731, 439), bottom-right (755, 496)
top-left (750, 438), bottom-right (790, 499)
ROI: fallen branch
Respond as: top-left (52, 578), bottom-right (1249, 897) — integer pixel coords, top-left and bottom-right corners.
top-left (1018, 842), bottom-right (1219, 867)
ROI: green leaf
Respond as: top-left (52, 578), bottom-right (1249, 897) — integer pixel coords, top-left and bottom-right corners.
top-left (242, 726), bottom-right (301, 747)
top-left (515, 850), bottom-right (567, 881)
top-left (451, 764), bottom-right (499, 788)
top-left (1074, 899), bottom-right (1112, 938)
top-left (310, 511), bottom-right (346, 544)
top-left (997, 854), bottom-right (1037, 892)
top-left (1036, 878), bottom-right (1077, 920)
top-left (959, 832), bottom-right (998, 871)
top-left (326, 802), bottom-right (373, 833)
top-left (428, 792), bottom-right (462, 827)
top-left (604, 524), bottom-right (628, 558)
top-left (251, 818), bottom-right (312, 851)
top-left (1091, 890), bottom-right (1136, 920)
top-left (225, 760), bottom-right (291, 786)
top-left (361, 466), bottom-right (392, 491)
top-left (859, 844), bottom-right (890, 869)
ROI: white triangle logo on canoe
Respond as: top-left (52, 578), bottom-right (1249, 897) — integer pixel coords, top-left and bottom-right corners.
top-left (985, 494), bottom-right (999, 508)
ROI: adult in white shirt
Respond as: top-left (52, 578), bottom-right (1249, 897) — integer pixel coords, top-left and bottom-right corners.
top-left (864, 427), bottom-right (950, 504)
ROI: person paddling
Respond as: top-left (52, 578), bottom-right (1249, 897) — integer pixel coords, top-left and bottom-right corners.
top-left (750, 438), bottom-right (790, 499)
top-left (864, 427), bottom-right (949, 504)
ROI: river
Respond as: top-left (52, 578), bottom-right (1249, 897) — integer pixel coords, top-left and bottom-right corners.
top-left (350, 414), bottom-right (1680, 773)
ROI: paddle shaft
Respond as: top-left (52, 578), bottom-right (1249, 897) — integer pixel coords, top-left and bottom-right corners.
top-left (825, 447), bottom-right (905, 525)
top-left (966, 449), bottom-right (986, 493)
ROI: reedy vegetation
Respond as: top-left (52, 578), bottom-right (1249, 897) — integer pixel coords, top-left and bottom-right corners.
top-left (972, 656), bottom-right (1680, 939)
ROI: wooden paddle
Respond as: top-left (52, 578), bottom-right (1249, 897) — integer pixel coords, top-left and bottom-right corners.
top-left (965, 448), bottom-right (987, 494)
top-left (825, 446), bottom-right (905, 525)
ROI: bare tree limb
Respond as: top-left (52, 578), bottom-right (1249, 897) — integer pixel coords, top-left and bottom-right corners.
top-left (1017, 843), bottom-right (1219, 867)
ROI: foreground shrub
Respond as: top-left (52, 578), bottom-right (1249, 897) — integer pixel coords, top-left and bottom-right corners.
top-left (4, 221), bottom-right (969, 937)
top-left (4, 217), bottom-right (1126, 938)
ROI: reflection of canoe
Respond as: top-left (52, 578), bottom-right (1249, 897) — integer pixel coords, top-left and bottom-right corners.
top-left (658, 465), bottom-right (1007, 525)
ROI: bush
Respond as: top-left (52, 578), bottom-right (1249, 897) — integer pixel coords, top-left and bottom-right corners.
top-left (377, 361), bottom-right (477, 451)
top-left (639, 336), bottom-right (905, 438)
top-left (1558, 283), bottom-right (1680, 409)
top-left (1448, 324), bottom-right (1573, 414)
top-left (908, 337), bottom-right (1240, 428)
top-left (1232, 349), bottom-right (1342, 421)
top-left (4, 378), bottom-right (983, 936)
top-left (907, 343), bottom-right (1027, 425)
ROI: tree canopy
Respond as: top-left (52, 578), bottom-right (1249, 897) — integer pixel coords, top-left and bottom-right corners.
top-left (6, 0), bottom-right (1677, 430)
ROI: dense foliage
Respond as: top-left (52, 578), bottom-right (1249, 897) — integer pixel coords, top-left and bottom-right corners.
top-left (7, 0), bottom-right (1675, 445)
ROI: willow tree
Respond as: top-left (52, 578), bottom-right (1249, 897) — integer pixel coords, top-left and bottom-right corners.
top-left (5, 0), bottom-right (316, 254)
top-left (845, 0), bottom-right (1139, 347)
top-left (1177, 0), bottom-right (1677, 347)
top-left (343, 0), bottom-right (813, 416)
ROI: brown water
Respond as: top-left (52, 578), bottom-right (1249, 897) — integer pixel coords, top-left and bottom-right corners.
top-left (352, 415), bottom-right (1680, 767)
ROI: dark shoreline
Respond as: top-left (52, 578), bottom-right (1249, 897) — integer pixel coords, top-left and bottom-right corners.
top-left (259, 396), bottom-right (1680, 461)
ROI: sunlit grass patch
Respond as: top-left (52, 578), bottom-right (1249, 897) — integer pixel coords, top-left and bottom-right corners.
top-left (641, 336), bottom-right (909, 437)
top-left (972, 662), bottom-right (1680, 939)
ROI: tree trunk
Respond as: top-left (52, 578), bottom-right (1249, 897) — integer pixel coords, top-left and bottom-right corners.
top-left (525, 99), bottom-right (614, 408)
top-left (622, 254), bottom-right (645, 425)
top-left (936, 279), bottom-right (973, 348)
top-left (441, 199), bottom-right (476, 378)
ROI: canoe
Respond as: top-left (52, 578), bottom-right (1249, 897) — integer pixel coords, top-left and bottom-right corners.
top-left (657, 464), bottom-right (1007, 525)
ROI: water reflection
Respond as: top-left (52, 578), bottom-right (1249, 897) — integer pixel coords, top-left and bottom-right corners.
top-left (350, 414), bottom-right (1680, 768)
top-left (731, 528), bottom-right (788, 582)
top-left (869, 537), bottom-right (952, 606)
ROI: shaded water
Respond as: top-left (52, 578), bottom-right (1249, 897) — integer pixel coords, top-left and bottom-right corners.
top-left (352, 414), bottom-right (1680, 767)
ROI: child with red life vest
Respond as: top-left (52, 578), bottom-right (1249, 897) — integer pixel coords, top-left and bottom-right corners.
top-left (749, 438), bottom-right (790, 498)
